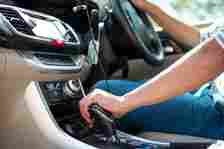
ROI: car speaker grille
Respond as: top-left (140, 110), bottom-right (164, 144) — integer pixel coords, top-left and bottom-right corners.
top-left (0, 7), bottom-right (33, 35)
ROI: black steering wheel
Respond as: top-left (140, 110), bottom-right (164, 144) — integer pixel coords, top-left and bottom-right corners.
top-left (112, 0), bottom-right (164, 65)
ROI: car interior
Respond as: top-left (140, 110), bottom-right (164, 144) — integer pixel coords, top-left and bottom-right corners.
top-left (0, 0), bottom-right (219, 149)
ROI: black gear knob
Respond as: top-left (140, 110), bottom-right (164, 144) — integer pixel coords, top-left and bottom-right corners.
top-left (89, 104), bottom-right (114, 123)
top-left (88, 104), bottom-right (117, 139)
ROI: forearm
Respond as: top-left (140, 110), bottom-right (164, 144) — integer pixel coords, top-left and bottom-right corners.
top-left (123, 38), bottom-right (224, 111)
top-left (143, 2), bottom-right (200, 47)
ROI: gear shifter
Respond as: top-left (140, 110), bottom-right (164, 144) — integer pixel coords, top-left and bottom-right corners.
top-left (75, 79), bottom-right (118, 142)
top-left (89, 104), bottom-right (119, 143)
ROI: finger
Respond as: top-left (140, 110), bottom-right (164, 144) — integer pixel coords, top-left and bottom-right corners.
top-left (79, 99), bottom-right (92, 124)
top-left (83, 103), bottom-right (92, 124)
top-left (80, 96), bottom-right (93, 117)
top-left (79, 92), bottom-right (101, 126)
top-left (88, 122), bottom-right (93, 128)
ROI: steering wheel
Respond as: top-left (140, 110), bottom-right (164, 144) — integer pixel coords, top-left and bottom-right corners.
top-left (112, 0), bottom-right (164, 65)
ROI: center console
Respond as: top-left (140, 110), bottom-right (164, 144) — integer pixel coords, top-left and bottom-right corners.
top-left (37, 80), bottom-right (217, 149)
top-left (36, 80), bottom-right (174, 149)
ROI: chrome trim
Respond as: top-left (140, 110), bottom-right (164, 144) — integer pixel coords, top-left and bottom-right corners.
top-left (97, 22), bottom-right (104, 42)
top-left (18, 51), bottom-right (87, 74)
top-left (117, 131), bottom-right (171, 147)
top-left (68, 80), bottom-right (81, 92)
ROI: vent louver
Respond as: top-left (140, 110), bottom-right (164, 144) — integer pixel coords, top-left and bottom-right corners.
top-left (0, 8), bottom-right (33, 35)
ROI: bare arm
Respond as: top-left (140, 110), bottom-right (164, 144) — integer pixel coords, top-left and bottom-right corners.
top-left (123, 38), bottom-right (224, 111)
top-left (132, 0), bottom-right (200, 47)
top-left (80, 38), bottom-right (224, 124)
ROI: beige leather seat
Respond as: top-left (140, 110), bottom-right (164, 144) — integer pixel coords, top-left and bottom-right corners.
top-left (138, 132), bottom-right (216, 149)
top-left (138, 132), bottom-right (215, 143)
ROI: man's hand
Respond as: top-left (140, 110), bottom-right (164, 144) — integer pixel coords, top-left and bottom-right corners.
top-left (79, 89), bottom-right (129, 127)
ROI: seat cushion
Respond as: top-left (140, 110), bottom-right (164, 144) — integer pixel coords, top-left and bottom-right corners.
top-left (138, 132), bottom-right (215, 143)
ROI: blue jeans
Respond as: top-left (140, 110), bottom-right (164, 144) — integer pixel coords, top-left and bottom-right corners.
top-left (95, 80), bottom-right (224, 140)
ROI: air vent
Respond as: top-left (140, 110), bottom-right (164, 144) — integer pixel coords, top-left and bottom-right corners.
top-left (0, 7), bottom-right (33, 35)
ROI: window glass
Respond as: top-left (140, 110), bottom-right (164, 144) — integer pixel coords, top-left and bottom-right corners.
top-left (151, 0), bottom-right (224, 24)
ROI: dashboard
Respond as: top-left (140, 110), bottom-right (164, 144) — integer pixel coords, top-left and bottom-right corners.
top-left (0, 0), bottom-right (115, 55)
top-left (0, 4), bottom-right (98, 75)
top-left (0, 4), bottom-right (83, 54)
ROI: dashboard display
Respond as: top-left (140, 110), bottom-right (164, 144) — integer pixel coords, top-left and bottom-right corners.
top-left (31, 17), bottom-right (77, 43)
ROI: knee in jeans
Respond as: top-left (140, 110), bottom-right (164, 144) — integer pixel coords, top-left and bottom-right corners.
top-left (95, 80), bottom-right (108, 90)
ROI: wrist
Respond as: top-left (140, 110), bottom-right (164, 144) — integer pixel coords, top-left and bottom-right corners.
top-left (116, 96), bottom-right (130, 116)
top-left (120, 95), bottom-right (141, 114)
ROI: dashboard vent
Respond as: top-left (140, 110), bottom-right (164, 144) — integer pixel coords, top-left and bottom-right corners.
top-left (0, 8), bottom-right (33, 35)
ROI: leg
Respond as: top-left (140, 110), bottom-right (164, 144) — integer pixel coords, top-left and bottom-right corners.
top-left (123, 93), bottom-right (224, 139)
top-left (95, 80), bottom-right (224, 139)
top-left (95, 80), bottom-right (146, 96)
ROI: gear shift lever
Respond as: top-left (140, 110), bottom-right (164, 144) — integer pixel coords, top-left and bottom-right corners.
top-left (89, 104), bottom-right (119, 143)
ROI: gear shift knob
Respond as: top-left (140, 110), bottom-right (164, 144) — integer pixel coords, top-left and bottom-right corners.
top-left (89, 104), bottom-right (114, 123)
top-left (88, 104), bottom-right (118, 141)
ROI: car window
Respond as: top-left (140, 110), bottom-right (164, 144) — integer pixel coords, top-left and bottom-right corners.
top-left (151, 0), bottom-right (224, 24)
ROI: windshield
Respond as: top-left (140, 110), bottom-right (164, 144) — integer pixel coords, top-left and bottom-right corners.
top-left (151, 0), bottom-right (224, 24)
